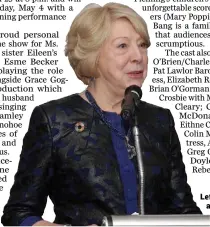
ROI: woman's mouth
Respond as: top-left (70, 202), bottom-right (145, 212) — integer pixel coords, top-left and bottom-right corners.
top-left (127, 71), bottom-right (143, 78)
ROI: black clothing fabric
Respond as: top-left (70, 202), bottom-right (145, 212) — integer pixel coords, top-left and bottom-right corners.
top-left (1, 94), bottom-right (201, 226)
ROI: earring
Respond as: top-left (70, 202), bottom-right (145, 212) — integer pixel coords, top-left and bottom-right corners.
top-left (88, 76), bottom-right (95, 85)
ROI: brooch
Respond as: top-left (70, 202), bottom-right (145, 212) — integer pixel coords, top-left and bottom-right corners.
top-left (75, 122), bottom-right (85, 132)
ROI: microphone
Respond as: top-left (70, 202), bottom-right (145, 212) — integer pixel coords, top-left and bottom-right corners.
top-left (121, 85), bottom-right (142, 121)
top-left (121, 86), bottom-right (145, 214)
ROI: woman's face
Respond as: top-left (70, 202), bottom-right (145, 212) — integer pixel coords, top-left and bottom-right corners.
top-left (97, 18), bottom-right (148, 96)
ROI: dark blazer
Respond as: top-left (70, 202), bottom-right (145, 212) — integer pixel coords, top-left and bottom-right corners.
top-left (1, 94), bottom-right (201, 226)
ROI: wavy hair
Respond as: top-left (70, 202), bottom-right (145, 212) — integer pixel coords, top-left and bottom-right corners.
top-left (65, 2), bottom-right (151, 85)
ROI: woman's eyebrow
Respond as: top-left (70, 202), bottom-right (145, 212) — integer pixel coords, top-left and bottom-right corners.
top-left (112, 36), bottom-right (128, 41)
top-left (112, 36), bottom-right (141, 42)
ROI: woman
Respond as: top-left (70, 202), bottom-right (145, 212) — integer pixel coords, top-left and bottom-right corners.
top-left (1, 2), bottom-right (201, 226)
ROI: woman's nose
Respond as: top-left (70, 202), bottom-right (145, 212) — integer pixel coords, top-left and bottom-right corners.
top-left (130, 45), bottom-right (144, 63)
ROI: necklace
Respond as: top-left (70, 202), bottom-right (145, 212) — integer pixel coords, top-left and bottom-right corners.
top-left (85, 90), bottom-right (136, 159)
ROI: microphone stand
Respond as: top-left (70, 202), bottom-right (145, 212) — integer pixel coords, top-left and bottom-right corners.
top-left (102, 109), bottom-right (146, 226)
top-left (131, 100), bottom-right (145, 215)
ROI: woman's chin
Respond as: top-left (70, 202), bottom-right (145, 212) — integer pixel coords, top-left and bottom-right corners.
top-left (125, 79), bottom-right (144, 88)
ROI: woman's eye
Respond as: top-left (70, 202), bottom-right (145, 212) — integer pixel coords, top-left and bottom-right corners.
top-left (118, 43), bottom-right (127, 48)
top-left (139, 43), bottom-right (147, 48)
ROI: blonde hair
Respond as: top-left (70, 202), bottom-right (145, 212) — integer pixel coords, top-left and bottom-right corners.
top-left (65, 2), bottom-right (151, 85)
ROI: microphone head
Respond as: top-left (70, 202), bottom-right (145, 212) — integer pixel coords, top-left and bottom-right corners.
top-left (124, 85), bottom-right (142, 99)
top-left (121, 85), bottom-right (142, 121)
